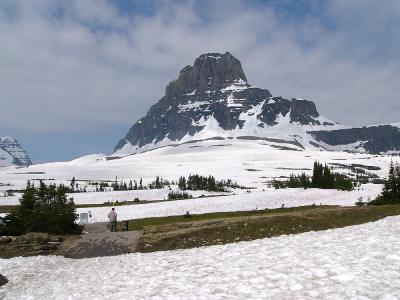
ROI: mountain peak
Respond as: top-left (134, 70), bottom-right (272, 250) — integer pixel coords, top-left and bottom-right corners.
top-left (166, 52), bottom-right (248, 97)
top-left (0, 136), bottom-right (31, 166)
top-left (114, 52), bottom-right (343, 155)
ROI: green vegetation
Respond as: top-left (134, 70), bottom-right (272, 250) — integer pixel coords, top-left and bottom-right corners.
top-left (273, 161), bottom-right (353, 191)
top-left (0, 181), bottom-right (80, 236)
top-left (134, 205), bottom-right (400, 252)
top-left (112, 176), bottom-right (172, 191)
top-left (178, 174), bottom-right (240, 192)
top-left (369, 161), bottom-right (400, 205)
top-left (168, 191), bottom-right (193, 200)
top-left (124, 205), bottom-right (335, 231)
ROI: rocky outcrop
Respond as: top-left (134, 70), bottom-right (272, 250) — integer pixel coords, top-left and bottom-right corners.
top-left (0, 137), bottom-right (31, 166)
top-left (165, 52), bottom-right (248, 97)
top-left (115, 52), bottom-right (333, 153)
top-left (290, 99), bottom-right (327, 125)
top-left (0, 274), bottom-right (7, 287)
top-left (0, 233), bottom-right (64, 257)
top-left (310, 125), bottom-right (400, 154)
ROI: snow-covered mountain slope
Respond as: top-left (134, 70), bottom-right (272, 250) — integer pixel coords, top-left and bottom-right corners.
top-left (0, 138), bottom-right (391, 189)
top-left (114, 52), bottom-right (344, 156)
top-left (0, 137), bottom-right (31, 167)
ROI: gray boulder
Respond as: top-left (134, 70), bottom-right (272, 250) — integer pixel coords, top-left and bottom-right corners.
top-left (0, 274), bottom-right (8, 287)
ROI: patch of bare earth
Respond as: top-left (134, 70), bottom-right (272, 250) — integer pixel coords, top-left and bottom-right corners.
top-left (137, 205), bottom-right (400, 252)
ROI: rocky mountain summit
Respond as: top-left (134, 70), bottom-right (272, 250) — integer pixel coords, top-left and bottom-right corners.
top-left (115, 52), bottom-right (400, 155)
top-left (0, 137), bottom-right (31, 167)
top-left (115, 52), bottom-right (338, 154)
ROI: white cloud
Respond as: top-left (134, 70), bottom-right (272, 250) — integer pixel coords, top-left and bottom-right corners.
top-left (0, 0), bottom-right (399, 135)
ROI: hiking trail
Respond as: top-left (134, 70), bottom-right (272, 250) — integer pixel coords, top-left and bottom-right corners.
top-left (63, 222), bottom-right (142, 259)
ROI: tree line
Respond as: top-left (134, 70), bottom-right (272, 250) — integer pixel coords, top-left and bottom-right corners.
top-left (64, 175), bottom-right (240, 194)
top-left (67, 176), bottom-right (172, 193)
top-left (178, 174), bottom-right (239, 192)
top-left (272, 161), bottom-right (354, 191)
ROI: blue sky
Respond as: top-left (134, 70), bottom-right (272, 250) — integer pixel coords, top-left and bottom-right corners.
top-left (0, 0), bottom-right (399, 162)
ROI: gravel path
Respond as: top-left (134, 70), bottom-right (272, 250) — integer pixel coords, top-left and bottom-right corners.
top-left (63, 223), bottom-right (142, 259)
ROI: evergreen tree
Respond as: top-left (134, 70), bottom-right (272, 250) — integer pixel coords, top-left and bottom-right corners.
top-left (139, 178), bottom-right (143, 190)
top-left (0, 181), bottom-right (80, 235)
top-left (285, 161), bottom-right (352, 191)
top-left (70, 177), bottom-right (76, 192)
top-left (300, 173), bottom-right (311, 189)
top-left (155, 176), bottom-right (160, 189)
top-left (178, 176), bottom-right (187, 190)
top-left (370, 161), bottom-right (400, 205)
top-left (112, 177), bottom-right (119, 191)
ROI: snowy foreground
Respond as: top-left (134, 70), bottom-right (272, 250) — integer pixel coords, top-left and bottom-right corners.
top-left (1, 217), bottom-right (400, 299)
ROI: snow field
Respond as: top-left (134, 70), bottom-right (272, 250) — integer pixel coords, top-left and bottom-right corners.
top-left (1, 216), bottom-right (400, 299)
top-left (0, 188), bottom-right (228, 206)
top-left (0, 140), bottom-right (393, 221)
top-left (77, 184), bottom-right (381, 222)
top-left (0, 140), bottom-right (392, 192)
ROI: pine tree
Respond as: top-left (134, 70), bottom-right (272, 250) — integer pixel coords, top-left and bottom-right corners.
top-left (300, 173), bottom-right (310, 189)
top-left (70, 177), bottom-right (76, 192)
top-left (0, 181), bottom-right (80, 235)
top-left (112, 177), bottom-right (119, 191)
top-left (155, 176), bottom-right (161, 189)
top-left (312, 162), bottom-right (323, 188)
top-left (370, 161), bottom-right (400, 205)
top-left (178, 176), bottom-right (187, 190)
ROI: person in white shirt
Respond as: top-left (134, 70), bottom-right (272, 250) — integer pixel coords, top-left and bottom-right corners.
top-left (108, 208), bottom-right (117, 232)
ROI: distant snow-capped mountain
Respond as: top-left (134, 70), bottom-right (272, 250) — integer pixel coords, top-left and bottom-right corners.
top-left (114, 52), bottom-right (400, 155)
top-left (0, 137), bottom-right (31, 167)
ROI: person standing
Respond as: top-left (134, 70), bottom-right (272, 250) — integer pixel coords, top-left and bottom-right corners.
top-left (108, 208), bottom-right (117, 232)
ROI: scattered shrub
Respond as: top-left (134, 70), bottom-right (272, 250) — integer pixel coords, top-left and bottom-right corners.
top-left (168, 191), bottom-right (193, 200)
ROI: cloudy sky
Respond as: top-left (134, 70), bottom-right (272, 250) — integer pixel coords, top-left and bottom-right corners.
top-left (1, 0), bottom-right (399, 162)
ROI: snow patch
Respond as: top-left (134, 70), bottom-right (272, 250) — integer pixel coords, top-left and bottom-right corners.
top-left (178, 101), bottom-right (209, 111)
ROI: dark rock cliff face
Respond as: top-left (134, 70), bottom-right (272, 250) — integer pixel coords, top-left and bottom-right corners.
top-left (115, 52), bottom-right (329, 152)
top-left (165, 52), bottom-right (248, 97)
top-left (311, 125), bottom-right (400, 154)
top-left (0, 137), bottom-right (31, 166)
